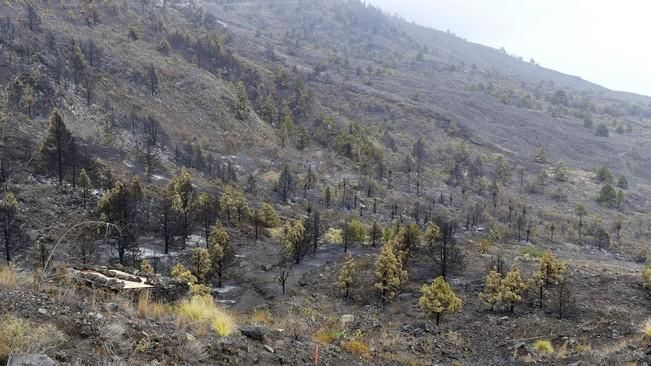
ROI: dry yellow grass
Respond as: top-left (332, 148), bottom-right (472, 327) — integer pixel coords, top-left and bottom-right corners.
top-left (0, 264), bottom-right (17, 289)
top-left (343, 339), bottom-right (370, 359)
top-left (479, 239), bottom-right (490, 254)
top-left (324, 228), bottom-right (343, 244)
top-left (274, 308), bottom-right (310, 339)
top-left (175, 295), bottom-right (235, 337)
top-left (643, 265), bottom-right (651, 289)
top-left (313, 329), bottom-right (337, 344)
top-left (212, 317), bottom-right (232, 337)
top-left (137, 291), bottom-right (167, 321)
top-left (250, 309), bottom-right (273, 325)
top-left (312, 322), bottom-right (346, 344)
top-left (378, 353), bottom-right (422, 366)
top-left (446, 330), bottom-right (465, 347)
top-left (574, 343), bottom-right (592, 354)
top-left (585, 339), bottom-right (641, 364)
top-left (0, 315), bottom-right (65, 362)
top-left (556, 340), bottom-right (569, 359)
top-left (260, 170), bottom-right (281, 185)
top-left (268, 227), bottom-right (284, 240)
top-left (643, 319), bottom-right (651, 338)
top-left (533, 339), bottom-right (554, 354)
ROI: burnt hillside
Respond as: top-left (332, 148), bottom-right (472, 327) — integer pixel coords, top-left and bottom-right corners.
top-left (0, 1), bottom-right (649, 365)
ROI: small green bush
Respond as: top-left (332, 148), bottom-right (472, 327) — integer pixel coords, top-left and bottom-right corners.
top-left (519, 245), bottom-right (545, 258)
top-left (258, 203), bottom-right (280, 228)
top-left (595, 123), bottom-right (609, 137)
top-left (324, 228), bottom-right (343, 244)
top-left (643, 265), bottom-right (651, 289)
top-left (346, 218), bottom-right (366, 243)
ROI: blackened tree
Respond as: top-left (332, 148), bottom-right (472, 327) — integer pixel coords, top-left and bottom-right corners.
top-left (276, 165), bottom-right (294, 202)
top-left (40, 109), bottom-right (73, 186)
top-left (97, 178), bottom-right (144, 264)
top-left (1, 191), bottom-right (18, 263)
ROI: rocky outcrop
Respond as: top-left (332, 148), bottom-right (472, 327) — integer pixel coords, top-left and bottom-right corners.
top-left (64, 266), bottom-right (188, 302)
top-left (145, 274), bottom-right (189, 302)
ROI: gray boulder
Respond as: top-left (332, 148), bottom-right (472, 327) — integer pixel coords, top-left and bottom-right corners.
top-left (240, 325), bottom-right (268, 342)
top-left (7, 353), bottom-right (57, 366)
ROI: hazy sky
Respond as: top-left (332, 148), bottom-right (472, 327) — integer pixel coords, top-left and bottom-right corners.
top-left (365, 0), bottom-right (651, 97)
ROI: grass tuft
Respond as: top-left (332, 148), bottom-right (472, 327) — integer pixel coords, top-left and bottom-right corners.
top-left (0, 264), bottom-right (17, 289)
top-left (175, 295), bottom-right (235, 337)
top-left (0, 315), bottom-right (65, 362)
top-left (251, 309), bottom-right (273, 325)
top-left (313, 329), bottom-right (336, 344)
top-left (312, 320), bottom-right (348, 344)
top-left (343, 338), bottom-right (370, 358)
top-left (642, 265), bottom-right (651, 289)
top-left (137, 290), bottom-right (167, 321)
top-left (643, 319), bottom-right (651, 338)
top-left (212, 317), bottom-right (233, 337)
top-left (313, 328), bottom-right (346, 344)
top-left (378, 353), bottom-right (422, 366)
top-left (533, 339), bottom-right (554, 354)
